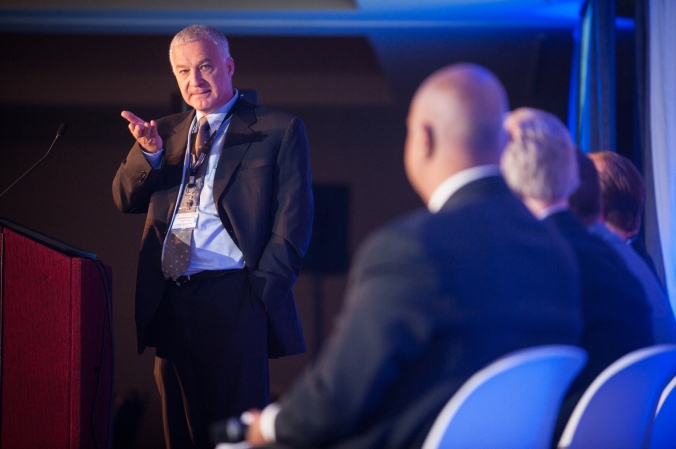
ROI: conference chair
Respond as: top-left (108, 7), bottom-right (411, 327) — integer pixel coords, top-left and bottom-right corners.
top-left (557, 344), bottom-right (676, 449)
top-left (421, 345), bottom-right (587, 449)
top-left (649, 374), bottom-right (676, 449)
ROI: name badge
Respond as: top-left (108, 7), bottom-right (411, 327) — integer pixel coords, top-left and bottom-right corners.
top-left (172, 212), bottom-right (198, 230)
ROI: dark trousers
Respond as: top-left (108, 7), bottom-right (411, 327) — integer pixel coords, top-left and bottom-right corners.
top-left (152, 269), bottom-right (269, 449)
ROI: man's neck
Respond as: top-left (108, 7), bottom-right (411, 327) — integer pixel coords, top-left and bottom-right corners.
top-left (427, 164), bottom-right (501, 213)
top-left (604, 221), bottom-right (636, 241)
top-left (524, 198), bottom-right (569, 220)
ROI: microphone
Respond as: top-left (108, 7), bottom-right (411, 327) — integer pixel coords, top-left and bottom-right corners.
top-left (0, 123), bottom-right (68, 200)
top-left (210, 411), bottom-right (255, 443)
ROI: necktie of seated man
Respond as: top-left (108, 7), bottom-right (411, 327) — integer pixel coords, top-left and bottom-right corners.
top-left (162, 116), bottom-right (211, 280)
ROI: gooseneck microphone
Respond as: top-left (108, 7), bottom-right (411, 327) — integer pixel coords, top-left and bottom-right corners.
top-left (0, 123), bottom-right (68, 200)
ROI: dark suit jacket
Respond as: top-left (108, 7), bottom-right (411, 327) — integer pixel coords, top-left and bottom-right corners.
top-left (546, 210), bottom-right (654, 442)
top-left (630, 233), bottom-right (661, 282)
top-left (272, 176), bottom-right (583, 449)
top-left (112, 97), bottom-right (313, 357)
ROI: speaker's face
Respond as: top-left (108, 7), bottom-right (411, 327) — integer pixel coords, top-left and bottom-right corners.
top-left (171, 38), bottom-right (235, 115)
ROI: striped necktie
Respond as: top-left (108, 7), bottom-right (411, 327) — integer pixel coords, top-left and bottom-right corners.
top-left (162, 116), bottom-right (211, 280)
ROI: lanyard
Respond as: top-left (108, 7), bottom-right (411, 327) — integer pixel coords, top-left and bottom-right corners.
top-left (187, 98), bottom-right (238, 185)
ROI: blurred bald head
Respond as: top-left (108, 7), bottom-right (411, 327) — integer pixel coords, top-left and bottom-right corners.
top-left (404, 63), bottom-right (509, 203)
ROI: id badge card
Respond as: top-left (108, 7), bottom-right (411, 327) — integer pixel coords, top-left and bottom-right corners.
top-left (172, 180), bottom-right (200, 230)
top-left (172, 211), bottom-right (198, 230)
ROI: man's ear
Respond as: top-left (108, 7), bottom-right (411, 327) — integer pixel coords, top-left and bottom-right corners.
top-left (227, 56), bottom-right (235, 77)
top-left (423, 124), bottom-right (435, 159)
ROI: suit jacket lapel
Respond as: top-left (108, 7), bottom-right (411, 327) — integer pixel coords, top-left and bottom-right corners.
top-left (213, 98), bottom-right (257, 204)
top-left (160, 111), bottom-right (194, 224)
top-left (164, 111), bottom-right (194, 167)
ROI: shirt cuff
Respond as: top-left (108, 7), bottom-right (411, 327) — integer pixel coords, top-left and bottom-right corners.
top-left (141, 148), bottom-right (164, 169)
top-left (259, 402), bottom-right (281, 443)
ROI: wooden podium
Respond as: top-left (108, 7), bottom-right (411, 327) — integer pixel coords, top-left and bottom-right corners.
top-left (0, 218), bottom-right (113, 449)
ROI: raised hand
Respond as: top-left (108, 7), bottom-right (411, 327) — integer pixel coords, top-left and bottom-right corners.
top-left (121, 111), bottom-right (163, 153)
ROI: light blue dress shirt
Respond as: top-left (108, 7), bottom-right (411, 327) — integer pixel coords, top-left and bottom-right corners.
top-left (143, 91), bottom-right (244, 276)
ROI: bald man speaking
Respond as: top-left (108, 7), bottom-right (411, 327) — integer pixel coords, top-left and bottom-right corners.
top-left (242, 63), bottom-right (583, 449)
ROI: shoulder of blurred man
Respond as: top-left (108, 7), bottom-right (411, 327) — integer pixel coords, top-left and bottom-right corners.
top-left (271, 174), bottom-right (582, 449)
top-left (588, 221), bottom-right (676, 344)
top-left (545, 211), bottom-right (654, 386)
top-left (545, 209), bottom-right (653, 329)
top-left (629, 233), bottom-right (661, 280)
top-left (547, 209), bottom-right (655, 443)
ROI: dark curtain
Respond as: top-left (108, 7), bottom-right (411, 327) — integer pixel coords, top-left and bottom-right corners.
top-left (568, 0), bottom-right (616, 154)
top-left (634, 0), bottom-right (666, 288)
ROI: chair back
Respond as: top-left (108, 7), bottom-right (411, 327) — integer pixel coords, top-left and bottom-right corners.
top-left (422, 345), bottom-right (587, 449)
top-left (557, 344), bottom-right (676, 449)
top-left (649, 374), bottom-right (676, 449)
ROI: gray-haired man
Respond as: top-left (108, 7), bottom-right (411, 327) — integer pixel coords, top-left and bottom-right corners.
top-left (113, 25), bottom-right (313, 448)
top-left (501, 107), bottom-right (653, 443)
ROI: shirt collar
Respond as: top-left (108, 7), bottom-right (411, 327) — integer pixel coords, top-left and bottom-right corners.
top-left (536, 202), bottom-right (569, 220)
top-left (427, 164), bottom-right (501, 213)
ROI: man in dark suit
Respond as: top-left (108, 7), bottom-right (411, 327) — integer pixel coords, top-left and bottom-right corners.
top-left (500, 107), bottom-right (654, 444)
top-left (589, 151), bottom-right (661, 279)
top-left (569, 150), bottom-right (676, 344)
top-left (112, 25), bottom-right (313, 449)
top-left (243, 64), bottom-right (583, 448)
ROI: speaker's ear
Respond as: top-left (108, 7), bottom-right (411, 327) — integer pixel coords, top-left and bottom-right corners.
top-left (424, 124), bottom-right (435, 160)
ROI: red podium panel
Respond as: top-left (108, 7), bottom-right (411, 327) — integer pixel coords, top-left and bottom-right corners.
top-left (0, 225), bottom-right (113, 449)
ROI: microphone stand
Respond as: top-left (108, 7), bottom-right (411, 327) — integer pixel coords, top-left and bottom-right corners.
top-left (0, 123), bottom-right (68, 200)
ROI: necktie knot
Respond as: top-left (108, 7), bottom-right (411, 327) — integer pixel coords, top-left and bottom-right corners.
top-left (195, 116), bottom-right (211, 156)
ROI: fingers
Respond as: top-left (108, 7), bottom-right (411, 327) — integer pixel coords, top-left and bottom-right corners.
top-left (123, 111), bottom-right (162, 152)
top-left (127, 121), bottom-right (148, 139)
top-left (127, 121), bottom-right (143, 138)
top-left (145, 120), bottom-right (160, 142)
top-left (126, 118), bottom-right (153, 139)
top-left (121, 110), bottom-right (143, 124)
top-left (123, 110), bottom-right (148, 139)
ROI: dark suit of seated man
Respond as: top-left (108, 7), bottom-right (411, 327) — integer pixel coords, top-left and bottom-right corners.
top-left (501, 108), bottom-right (655, 445)
top-left (569, 150), bottom-right (676, 345)
top-left (242, 64), bottom-right (584, 449)
top-left (589, 151), bottom-right (661, 279)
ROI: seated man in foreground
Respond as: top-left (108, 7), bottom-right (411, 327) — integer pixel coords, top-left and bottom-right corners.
top-left (500, 107), bottom-right (654, 443)
top-left (245, 64), bottom-right (584, 449)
